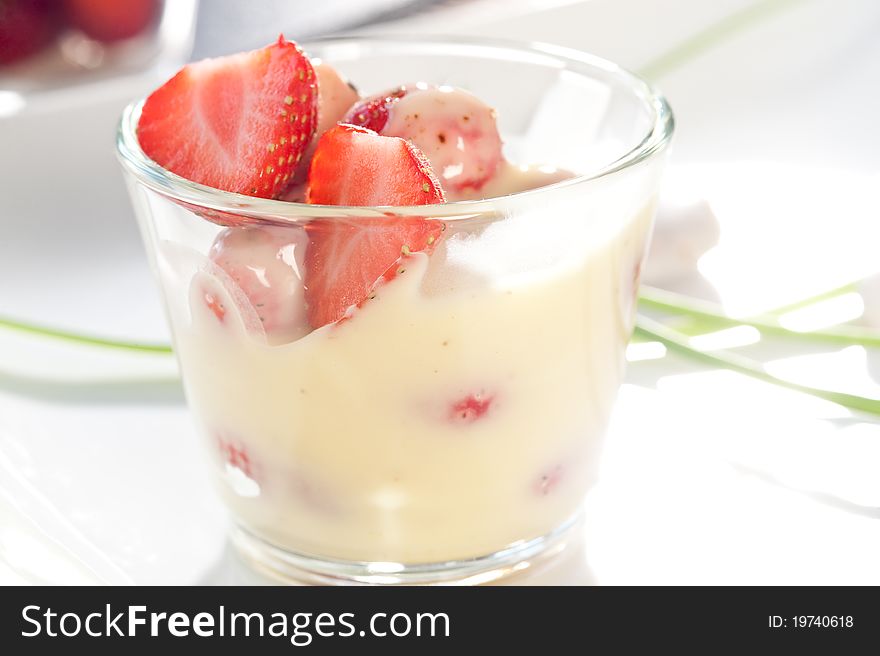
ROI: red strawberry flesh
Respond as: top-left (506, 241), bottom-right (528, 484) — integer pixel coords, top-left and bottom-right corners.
top-left (306, 124), bottom-right (445, 206)
top-left (303, 217), bottom-right (444, 328)
top-left (344, 85), bottom-right (408, 133)
top-left (449, 393), bottom-right (494, 423)
top-left (137, 36), bottom-right (318, 199)
top-left (302, 124), bottom-right (446, 328)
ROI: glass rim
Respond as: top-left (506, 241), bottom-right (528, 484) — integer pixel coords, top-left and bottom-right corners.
top-left (116, 33), bottom-right (674, 221)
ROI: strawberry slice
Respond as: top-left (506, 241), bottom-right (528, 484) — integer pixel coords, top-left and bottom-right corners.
top-left (137, 36), bottom-right (318, 199)
top-left (302, 124), bottom-right (446, 327)
top-left (303, 217), bottom-right (444, 328)
top-left (209, 225), bottom-right (311, 343)
top-left (306, 124), bottom-right (445, 206)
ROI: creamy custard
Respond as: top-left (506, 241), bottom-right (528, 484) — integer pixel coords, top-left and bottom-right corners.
top-left (158, 198), bottom-right (653, 564)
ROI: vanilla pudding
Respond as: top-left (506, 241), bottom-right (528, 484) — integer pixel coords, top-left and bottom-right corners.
top-left (156, 195), bottom-right (654, 564)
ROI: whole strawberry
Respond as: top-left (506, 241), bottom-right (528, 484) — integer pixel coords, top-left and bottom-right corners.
top-left (0, 0), bottom-right (58, 66)
top-left (63, 0), bottom-right (157, 43)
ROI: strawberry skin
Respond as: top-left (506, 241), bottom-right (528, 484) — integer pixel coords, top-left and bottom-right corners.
top-left (303, 217), bottom-right (444, 328)
top-left (306, 124), bottom-right (445, 206)
top-left (137, 36), bottom-right (318, 198)
top-left (344, 85), bottom-right (408, 133)
top-left (344, 84), bottom-right (503, 195)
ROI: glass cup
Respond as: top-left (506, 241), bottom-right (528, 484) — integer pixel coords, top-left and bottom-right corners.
top-left (116, 35), bottom-right (673, 584)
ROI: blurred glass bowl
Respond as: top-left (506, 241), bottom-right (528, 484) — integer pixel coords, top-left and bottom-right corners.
top-left (0, 1), bottom-right (198, 339)
top-left (0, 0), bottom-right (198, 104)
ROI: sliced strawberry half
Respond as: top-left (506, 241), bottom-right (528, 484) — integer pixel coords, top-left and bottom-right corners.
top-left (303, 217), bottom-right (444, 328)
top-left (137, 35), bottom-right (318, 199)
top-left (303, 124), bottom-right (446, 328)
top-left (306, 123), bottom-right (445, 206)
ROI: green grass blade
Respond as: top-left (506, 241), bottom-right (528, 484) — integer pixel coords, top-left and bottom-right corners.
top-left (638, 285), bottom-right (880, 348)
top-left (636, 0), bottom-right (806, 80)
top-left (634, 315), bottom-right (880, 417)
top-left (0, 316), bottom-right (173, 354)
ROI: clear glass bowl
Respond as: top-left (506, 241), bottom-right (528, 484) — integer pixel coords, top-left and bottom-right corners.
top-left (116, 35), bottom-right (673, 585)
